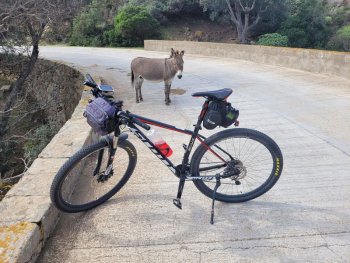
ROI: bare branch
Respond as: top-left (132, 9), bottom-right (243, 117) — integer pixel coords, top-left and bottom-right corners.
top-left (225, 0), bottom-right (239, 25)
top-left (238, 0), bottom-right (256, 13)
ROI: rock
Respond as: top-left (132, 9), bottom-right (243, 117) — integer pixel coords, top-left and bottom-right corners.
top-left (0, 85), bottom-right (11, 92)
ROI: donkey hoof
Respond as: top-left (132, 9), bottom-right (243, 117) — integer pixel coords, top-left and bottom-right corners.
top-left (136, 100), bottom-right (139, 103)
top-left (165, 102), bottom-right (170, 106)
top-left (140, 98), bottom-right (143, 101)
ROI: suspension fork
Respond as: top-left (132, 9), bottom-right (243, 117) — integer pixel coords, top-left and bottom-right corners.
top-left (93, 135), bottom-right (119, 176)
top-left (93, 149), bottom-right (104, 176)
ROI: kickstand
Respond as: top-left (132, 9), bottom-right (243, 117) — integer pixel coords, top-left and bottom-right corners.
top-left (173, 177), bottom-right (186, 209)
top-left (210, 176), bottom-right (221, 224)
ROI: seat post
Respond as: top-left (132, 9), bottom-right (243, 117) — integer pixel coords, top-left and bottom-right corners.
top-left (180, 100), bottom-right (209, 171)
top-left (198, 100), bottom-right (209, 123)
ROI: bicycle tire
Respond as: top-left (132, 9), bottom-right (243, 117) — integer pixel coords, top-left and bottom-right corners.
top-left (190, 128), bottom-right (283, 203)
top-left (50, 138), bottom-right (137, 212)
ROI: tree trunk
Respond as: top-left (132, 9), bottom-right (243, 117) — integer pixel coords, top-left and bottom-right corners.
top-left (226, 0), bottom-right (261, 44)
top-left (0, 43), bottom-right (39, 137)
top-left (236, 25), bottom-right (243, 43)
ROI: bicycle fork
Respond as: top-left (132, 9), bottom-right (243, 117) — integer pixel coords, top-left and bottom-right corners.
top-left (93, 136), bottom-right (119, 179)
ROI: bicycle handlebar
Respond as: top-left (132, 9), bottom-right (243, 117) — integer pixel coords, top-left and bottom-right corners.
top-left (84, 80), bottom-right (98, 88)
top-left (84, 73), bottom-right (151, 131)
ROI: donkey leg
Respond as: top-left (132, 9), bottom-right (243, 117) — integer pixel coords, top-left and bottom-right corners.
top-left (135, 79), bottom-right (140, 103)
top-left (164, 83), bottom-right (171, 105)
top-left (139, 77), bottom-right (144, 101)
top-left (164, 82), bottom-right (172, 105)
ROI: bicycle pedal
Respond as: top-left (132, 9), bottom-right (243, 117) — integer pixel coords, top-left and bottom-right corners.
top-left (173, 198), bottom-right (182, 209)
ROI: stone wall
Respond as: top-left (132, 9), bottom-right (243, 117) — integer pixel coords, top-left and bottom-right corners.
top-left (145, 40), bottom-right (350, 80)
top-left (0, 58), bottom-right (92, 262)
top-left (0, 56), bottom-right (84, 126)
top-left (24, 59), bottom-right (84, 125)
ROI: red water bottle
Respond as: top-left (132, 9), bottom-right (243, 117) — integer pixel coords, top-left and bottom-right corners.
top-left (147, 129), bottom-right (173, 157)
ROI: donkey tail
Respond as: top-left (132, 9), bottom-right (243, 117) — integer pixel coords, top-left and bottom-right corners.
top-left (131, 68), bottom-right (134, 86)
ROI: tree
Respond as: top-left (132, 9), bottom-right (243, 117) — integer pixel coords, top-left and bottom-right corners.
top-left (327, 24), bottom-right (350, 51)
top-left (281, 0), bottom-right (331, 48)
top-left (0, 0), bottom-right (83, 181)
top-left (70, 0), bottom-right (124, 46)
top-left (113, 6), bottom-right (160, 46)
top-left (125, 0), bottom-right (202, 22)
top-left (200, 0), bottom-right (286, 44)
top-left (0, 0), bottom-right (83, 137)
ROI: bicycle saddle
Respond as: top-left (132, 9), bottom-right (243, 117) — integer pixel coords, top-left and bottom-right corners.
top-left (191, 88), bottom-right (233, 100)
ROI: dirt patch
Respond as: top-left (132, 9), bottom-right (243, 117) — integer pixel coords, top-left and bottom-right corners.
top-left (161, 17), bottom-right (237, 43)
top-left (170, 88), bottom-right (186, 95)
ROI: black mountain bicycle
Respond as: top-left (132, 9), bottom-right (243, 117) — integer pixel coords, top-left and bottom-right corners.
top-left (50, 74), bottom-right (283, 224)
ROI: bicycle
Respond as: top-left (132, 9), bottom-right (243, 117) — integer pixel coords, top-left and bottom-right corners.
top-left (50, 74), bottom-right (283, 224)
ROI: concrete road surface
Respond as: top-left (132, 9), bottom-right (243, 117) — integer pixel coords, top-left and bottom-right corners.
top-left (37, 47), bottom-right (350, 262)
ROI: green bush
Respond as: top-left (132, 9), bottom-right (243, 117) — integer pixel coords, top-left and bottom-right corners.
top-left (102, 28), bottom-right (123, 47)
top-left (125, 0), bottom-right (201, 23)
top-left (281, 0), bottom-right (330, 48)
top-left (338, 24), bottom-right (350, 38)
top-left (113, 6), bottom-right (160, 47)
top-left (257, 33), bottom-right (288, 47)
top-left (327, 24), bottom-right (350, 51)
top-left (23, 124), bottom-right (58, 163)
top-left (70, 1), bottom-right (106, 46)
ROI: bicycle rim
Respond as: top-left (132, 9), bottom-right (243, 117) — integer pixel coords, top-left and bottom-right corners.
top-left (191, 129), bottom-right (282, 202)
top-left (54, 140), bottom-right (136, 211)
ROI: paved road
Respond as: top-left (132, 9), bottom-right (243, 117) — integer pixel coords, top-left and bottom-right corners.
top-left (38, 47), bottom-right (350, 262)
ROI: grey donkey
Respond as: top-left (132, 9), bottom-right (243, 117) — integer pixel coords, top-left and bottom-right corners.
top-left (131, 48), bottom-right (185, 105)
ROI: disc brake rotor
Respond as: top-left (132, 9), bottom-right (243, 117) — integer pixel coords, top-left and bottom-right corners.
top-left (96, 165), bottom-right (114, 182)
top-left (222, 159), bottom-right (247, 180)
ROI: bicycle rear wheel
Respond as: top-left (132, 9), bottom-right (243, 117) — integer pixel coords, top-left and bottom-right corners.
top-left (50, 138), bottom-right (137, 212)
top-left (190, 128), bottom-right (283, 203)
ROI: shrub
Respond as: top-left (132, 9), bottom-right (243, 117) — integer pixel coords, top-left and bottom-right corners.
top-left (70, 1), bottom-right (107, 46)
top-left (113, 6), bottom-right (160, 47)
top-left (281, 0), bottom-right (331, 48)
top-left (327, 24), bottom-right (350, 51)
top-left (257, 33), bottom-right (288, 47)
top-left (23, 124), bottom-right (58, 163)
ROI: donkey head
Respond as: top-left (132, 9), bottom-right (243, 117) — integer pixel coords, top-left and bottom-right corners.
top-left (170, 48), bottom-right (185, 79)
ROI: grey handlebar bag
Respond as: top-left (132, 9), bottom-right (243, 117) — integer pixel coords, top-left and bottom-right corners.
top-left (83, 97), bottom-right (116, 135)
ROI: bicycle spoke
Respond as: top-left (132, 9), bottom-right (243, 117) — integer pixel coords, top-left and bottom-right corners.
top-left (194, 129), bottom-right (279, 199)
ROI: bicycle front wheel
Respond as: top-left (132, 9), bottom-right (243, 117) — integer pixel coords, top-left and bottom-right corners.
top-left (50, 138), bottom-right (137, 212)
top-left (190, 128), bottom-right (283, 203)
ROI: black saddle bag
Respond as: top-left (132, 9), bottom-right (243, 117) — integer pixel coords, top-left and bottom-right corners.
top-left (203, 101), bottom-right (239, 130)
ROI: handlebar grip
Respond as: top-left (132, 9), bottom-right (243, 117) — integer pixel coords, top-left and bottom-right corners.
top-left (84, 81), bottom-right (98, 88)
top-left (132, 117), bottom-right (151, 130)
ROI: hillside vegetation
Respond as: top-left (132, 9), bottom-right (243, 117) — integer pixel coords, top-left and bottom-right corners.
top-left (60, 0), bottom-right (350, 51)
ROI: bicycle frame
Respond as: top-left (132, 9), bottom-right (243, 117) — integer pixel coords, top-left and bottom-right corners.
top-left (65, 75), bottom-right (280, 224)
top-left (124, 100), bottom-right (230, 179)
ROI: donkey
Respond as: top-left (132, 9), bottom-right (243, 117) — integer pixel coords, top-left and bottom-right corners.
top-left (131, 48), bottom-right (185, 105)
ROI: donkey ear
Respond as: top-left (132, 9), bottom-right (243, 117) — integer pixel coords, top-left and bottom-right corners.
top-left (170, 48), bottom-right (175, 58)
top-left (180, 50), bottom-right (185, 56)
